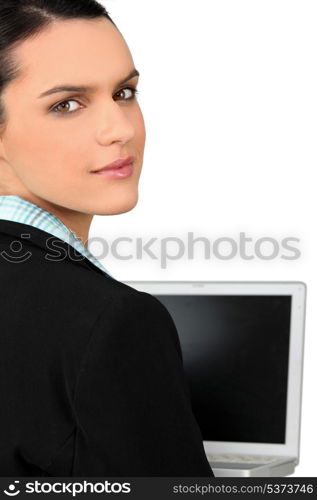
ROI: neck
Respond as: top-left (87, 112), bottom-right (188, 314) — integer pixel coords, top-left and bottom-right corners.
top-left (3, 192), bottom-right (93, 249)
top-left (38, 201), bottom-right (93, 249)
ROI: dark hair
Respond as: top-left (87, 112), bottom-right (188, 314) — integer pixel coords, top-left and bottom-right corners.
top-left (0, 0), bottom-right (116, 131)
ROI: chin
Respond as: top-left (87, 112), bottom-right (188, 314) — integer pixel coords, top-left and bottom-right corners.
top-left (94, 191), bottom-right (139, 216)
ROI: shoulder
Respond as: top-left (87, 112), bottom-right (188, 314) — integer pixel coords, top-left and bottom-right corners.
top-left (74, 288), bottom-right (187, 413)
top-left (93, 287), bottom-right (177, 335)
top-left (85, 288), bottom-right (184, 368)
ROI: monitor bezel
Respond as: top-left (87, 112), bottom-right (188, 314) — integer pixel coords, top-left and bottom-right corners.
top-left (122, 281), bottom-right (306, 460)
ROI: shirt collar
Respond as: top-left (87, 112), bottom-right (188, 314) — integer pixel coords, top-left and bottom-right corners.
top-left (0, 195), bottom-right (113, 278)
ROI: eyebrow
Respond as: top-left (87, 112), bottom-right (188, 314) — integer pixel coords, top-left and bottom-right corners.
top-left (38, 68), bottom-right (140, 98)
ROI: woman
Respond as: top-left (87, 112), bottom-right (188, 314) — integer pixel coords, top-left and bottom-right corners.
top-left (0, 0), bottom-right (214, 477)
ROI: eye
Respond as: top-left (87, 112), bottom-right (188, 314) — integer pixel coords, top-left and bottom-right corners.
top-left (51, 99), bottom-right (82, 115)
top-left (114, 86), bottom-right (139, 101)
top-left (50, 86), bottom-right (139, 115)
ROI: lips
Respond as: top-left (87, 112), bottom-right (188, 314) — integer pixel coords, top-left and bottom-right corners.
top-left (92, 155), bottom-right (135, 173)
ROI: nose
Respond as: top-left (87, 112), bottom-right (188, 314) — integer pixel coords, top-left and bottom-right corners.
top-left (96, 100), bottom-right (135, 146)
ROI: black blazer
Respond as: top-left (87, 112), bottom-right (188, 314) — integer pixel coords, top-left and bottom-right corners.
top-left (0, 219), bottom-right (214, 477)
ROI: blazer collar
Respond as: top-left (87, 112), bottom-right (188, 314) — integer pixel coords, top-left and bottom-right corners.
top-left (0, 218), bottom-right (113, 278)
top-left (0, 195), bottom-right (113, 278)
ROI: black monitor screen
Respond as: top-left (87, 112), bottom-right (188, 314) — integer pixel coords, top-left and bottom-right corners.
top-left (154, 294), bottom-right (291, 444)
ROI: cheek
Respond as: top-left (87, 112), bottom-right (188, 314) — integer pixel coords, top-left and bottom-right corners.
top-left (6, 121), bottom-right (89, 181)
top-left (133, 109), bottom-right (146, 147)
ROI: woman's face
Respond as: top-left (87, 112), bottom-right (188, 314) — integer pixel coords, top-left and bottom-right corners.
top-left (0, 18), bottom-right (146, 216)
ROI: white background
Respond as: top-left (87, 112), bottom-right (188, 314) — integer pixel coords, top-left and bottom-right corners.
top-left (90, 1), bottom-right (316, 476)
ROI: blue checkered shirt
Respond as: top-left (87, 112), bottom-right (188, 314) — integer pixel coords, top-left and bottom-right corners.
top-left (0, 195), bottom-right (113, 278)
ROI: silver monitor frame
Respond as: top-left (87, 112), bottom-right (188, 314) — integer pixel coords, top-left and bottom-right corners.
top-left (122, 281), bottom-right (307, 463)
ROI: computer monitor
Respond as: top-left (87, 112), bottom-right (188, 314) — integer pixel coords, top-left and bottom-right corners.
top-left (123, 281), bottom-right (306, 461)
